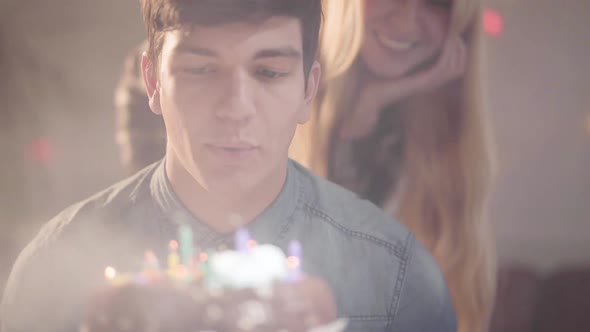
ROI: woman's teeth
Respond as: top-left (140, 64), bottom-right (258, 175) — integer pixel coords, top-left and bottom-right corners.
top-left (376, 32), bottom-right (413, 51)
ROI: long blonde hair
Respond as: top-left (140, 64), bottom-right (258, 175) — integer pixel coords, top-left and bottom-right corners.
top-left (290, 1), bottom-right (497, 331)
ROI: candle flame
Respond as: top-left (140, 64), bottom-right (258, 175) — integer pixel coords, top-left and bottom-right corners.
top-left (104, 266), bottom-right (117, 280)
top-left (199, 252), bottom-right (208, 262)
top-left (287, 256), bottom-right (300, 269)
top-left (169, 240), bottom-right (179, 251)
top-left (247, 240), bottom-right (257, 249)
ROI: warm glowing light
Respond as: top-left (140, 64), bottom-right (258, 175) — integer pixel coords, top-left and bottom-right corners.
top-left (287, 256), bottom-right (300, 269)
top-left (169, 240), bottom-right (179, 251)
top-left (483, 8), bottom-right (503, 37)
top-left (104, 266), bottom-right (117, 280)
top-left (177, 264), bottom-right (188, 278)
top-left (199, 252), bottom-right (208, 262)
top-left (28, 137), bottom-right (54, 164)
top-left (247, 240), bottom-right (257, 249)
top-left (145, 250), bottom-right (156, 261)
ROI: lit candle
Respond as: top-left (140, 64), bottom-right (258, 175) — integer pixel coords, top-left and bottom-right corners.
top-left (104, 266), bottom-right (131, 286)
top-left (144, 250), bottom-right (160, 271)
top-left (288, 240), bottom-right (302, 259)
top-left (192, 247), bottom-right (201, 275)
top-left (168, 240), bottom-right (180, 273)
top-left (176, 264), bottom-right (190, 281)
top-left (111, 276), bottom-right (132, 287)
top-left (199, 250), bottom-right (211, 280)
top-left (178, 224), bottom-right (194, 266)
top-left (234, 228), bottom-right (250, 252)
top-left (247, 240), bottom-right (258, 250)
top-left (287, 240), bottom-right (303, 282)
top-left (104, 266), bottom-right (117, 280)
top-left (199, 251), bottom-right (209, 263)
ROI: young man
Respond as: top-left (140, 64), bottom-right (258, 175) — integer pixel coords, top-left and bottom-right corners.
top-left (1, 1), bottom-right (457, 331)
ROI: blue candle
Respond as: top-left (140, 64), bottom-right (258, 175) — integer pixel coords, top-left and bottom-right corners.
top-left (234, 228), bottom-right (250, 252)
top-left (168, 240), bottom-right (180, 272)
top-left (288, 240), bottom-right (302, 258)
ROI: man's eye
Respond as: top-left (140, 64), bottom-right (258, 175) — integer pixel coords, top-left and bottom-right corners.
top-left (256, 68), bottom-right (288, 80)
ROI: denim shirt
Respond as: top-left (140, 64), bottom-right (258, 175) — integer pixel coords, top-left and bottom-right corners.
top-left (1, 159), bottom-right (456, 332)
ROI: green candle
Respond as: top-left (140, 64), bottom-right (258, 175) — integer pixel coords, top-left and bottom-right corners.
top-left (178, 224), bottom-right (194, 266)
top-left (198, 250), bottom-right (210, 280)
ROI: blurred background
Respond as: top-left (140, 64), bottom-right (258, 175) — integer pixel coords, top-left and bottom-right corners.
top-left (0, 0), bottom-right (588, 331)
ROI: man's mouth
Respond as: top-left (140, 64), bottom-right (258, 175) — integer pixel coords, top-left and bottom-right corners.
top-left (206, 142), bottom-right (259, 161)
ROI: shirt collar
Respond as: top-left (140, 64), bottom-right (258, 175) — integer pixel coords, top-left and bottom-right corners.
top-left (150, 159), bottom-right (302, 249)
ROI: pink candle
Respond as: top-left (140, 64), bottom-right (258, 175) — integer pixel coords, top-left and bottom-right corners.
top-left (287, 240), bottom-right (303, 282)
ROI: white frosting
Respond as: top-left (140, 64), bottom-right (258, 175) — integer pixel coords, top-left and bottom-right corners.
top-left (206, 244), bottom-right (349, 332)
top-left (208, 244), bottom-right (288, 289)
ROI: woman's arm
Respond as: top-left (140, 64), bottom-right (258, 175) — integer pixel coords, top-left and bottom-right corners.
top-left (340, 37), bottom-right (467, 139)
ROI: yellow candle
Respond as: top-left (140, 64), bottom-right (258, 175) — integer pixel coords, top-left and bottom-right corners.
top-left (111, 275), bottom-right (132, 287)
top-left (168, 240), bottom-right (180, 273)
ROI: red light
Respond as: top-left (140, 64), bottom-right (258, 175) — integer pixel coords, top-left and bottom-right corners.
top-left (483, 8), bottom-right (503, 37)
top-left (28, 137), bottom-right (54, 164)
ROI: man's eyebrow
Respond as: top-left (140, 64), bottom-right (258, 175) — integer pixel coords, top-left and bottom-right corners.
top-left (173, 44), bottom-right (219, 57)
top-left (253, 47), bottom-right (302, 60)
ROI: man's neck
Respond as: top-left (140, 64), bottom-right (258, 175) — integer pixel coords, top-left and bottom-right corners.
top-left (164, 155), bottom-right (288, 234)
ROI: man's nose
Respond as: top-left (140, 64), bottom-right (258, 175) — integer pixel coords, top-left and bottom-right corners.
top-left (215, 69), bottom-right (256, 122)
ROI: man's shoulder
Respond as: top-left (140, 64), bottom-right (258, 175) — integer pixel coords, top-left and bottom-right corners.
top-left (32, 161), bottom-right (159, 251)
top-left (291, 162), bottom-right (457, 329)
top-left (291, 162), bottom-right (456, 329)
top-left (1, 163), bottom-right (162, 332)
top-left (291, 160), bottom-right (412, 256)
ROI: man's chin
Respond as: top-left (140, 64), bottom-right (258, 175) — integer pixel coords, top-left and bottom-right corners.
top-left (200, 172), bottom-right (257, 196)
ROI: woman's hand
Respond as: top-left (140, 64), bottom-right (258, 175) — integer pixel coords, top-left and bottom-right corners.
top-left (340, 37), bottom-right (467, 139)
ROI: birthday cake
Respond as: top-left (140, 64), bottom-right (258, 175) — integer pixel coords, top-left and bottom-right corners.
top-left (80, 227), bottom-right (345, 332)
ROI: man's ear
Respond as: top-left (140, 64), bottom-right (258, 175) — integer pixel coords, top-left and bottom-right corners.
top-left (297, 60), bottom-right (321, 124)
top-left (141, 53), bottom-right (162, 115)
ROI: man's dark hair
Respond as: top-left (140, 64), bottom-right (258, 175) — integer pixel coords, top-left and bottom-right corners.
top-left (141, 0), bottom-right (322, 79)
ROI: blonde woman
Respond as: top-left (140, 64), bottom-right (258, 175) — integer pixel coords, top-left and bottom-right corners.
top-left (291, 0), bottom-right (496, 331)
